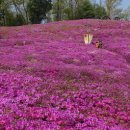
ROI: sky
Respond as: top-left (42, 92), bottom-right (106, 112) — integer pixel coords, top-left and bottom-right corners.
top-left (96, 0), bottom-right (130, 9)
top-left (120, 0), bottom-right (130, 9)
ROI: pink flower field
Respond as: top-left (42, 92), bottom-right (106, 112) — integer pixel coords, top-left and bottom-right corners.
top-left (0, 19), bottom-right (130, 130)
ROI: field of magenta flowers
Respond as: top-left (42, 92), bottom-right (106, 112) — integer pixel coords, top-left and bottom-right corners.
top-left (0, 19), bottom-right (130, 130)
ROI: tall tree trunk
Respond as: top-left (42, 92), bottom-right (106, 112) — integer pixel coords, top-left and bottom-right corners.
top-left (22, 0), bottom-right (29, 24)
top-left (56, 0), bottom-right (61, 20)
top-left (69, 0), bottom-right (74, 19)
top-left (12, 0), bottom-right (26, 23)
top-left (75, 0), bottom-right (80, 17)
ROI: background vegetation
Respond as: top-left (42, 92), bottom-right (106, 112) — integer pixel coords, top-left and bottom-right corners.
top-left (0, 0), bottom-right (130, 26)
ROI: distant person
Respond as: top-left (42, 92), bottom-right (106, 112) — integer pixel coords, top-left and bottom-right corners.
top-left (99, 40), bottom-right (103, 48)
top-left (95, 41), bottom-right (100, 48)
top-left (95, 40), bottom-right (103, 48)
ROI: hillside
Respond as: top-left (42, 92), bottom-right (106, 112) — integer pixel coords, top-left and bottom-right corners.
top-left (0, 19), bottom-right (130, 130)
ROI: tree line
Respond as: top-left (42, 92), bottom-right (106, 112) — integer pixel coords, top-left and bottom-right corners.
top-left (0, 0), bottom-right (129, 26)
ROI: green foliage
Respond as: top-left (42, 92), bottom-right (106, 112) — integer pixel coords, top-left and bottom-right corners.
top-left (6, 13), bottom-right (26, 26)
top-left (5, 12), bottom-right (16, 26)
top-left (0, 0), bottom-right (127, 26)
top-left (63, 7), bottom-right (72, 20)
top-left (27, 0), bottom-right (52, 24)
top-left (74, 0), bottom-right (95, 19)
top-left (52, 0), bottom-right (65, 21)
top-left (94, 4), bottom-right (107, 19)
top-left (15, 14), bottom-right (26, 26)
top-left (52, 0), bottom-right (108, 21)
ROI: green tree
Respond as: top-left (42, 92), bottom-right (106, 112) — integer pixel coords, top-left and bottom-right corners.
top-left (63, 7), bottom-right (72, 20)
top-left (52, 0), bottom-right (64, 21)
top-left (6, 12), bottom-right (25, 26)
top-left (74, 0), bottom-right (94, 19)
top-left (11, 0), bottom-right (29, 24)
top-left (0, 0), bottom-right (11, 25)
top-left (28, 0), bottom-right (52, 24)
top-left (93, 4), bottom-right (107, 19)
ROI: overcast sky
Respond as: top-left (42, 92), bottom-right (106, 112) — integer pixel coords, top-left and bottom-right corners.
top-left (96, 0), bottom-right (130, 9)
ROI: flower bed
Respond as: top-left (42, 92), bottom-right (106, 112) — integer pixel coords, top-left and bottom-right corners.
top-left (0, 19), bottom-right (130, 130)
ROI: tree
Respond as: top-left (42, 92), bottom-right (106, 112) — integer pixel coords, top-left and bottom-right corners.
top-left (92, 2), bottom-right (107, 19)
top-left (6, 12), bottom-right (25, 26)
top-left (0, 0), bottom-right (11, 25)
top-left (0, 0), bottom-right (29, 26)
top-left (68, 0), bottom-right (74, 19)
top-left (52, 0), bottom-right (107, 21)
top-left (53, 0), bottom-right (62, 21)
top-left (105, 0), bottom-right (122, 19)
top-left (28, 0), bottom-right (52, 24)
top-left (74, 0), bottom-right (95, 19)
top-left (113, 8), bottom-right (122, 18)
top-left (119, 6), bottom-right (130, 20)
top-left (21, 0), bottom-right (29, 24)
top-left (11, 0), bottom-right (26, 23)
